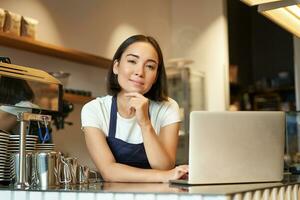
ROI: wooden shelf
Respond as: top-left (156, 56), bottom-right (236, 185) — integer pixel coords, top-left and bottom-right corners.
top-left (0, 32), bottom-right (111, 68)
top-left (63, 93), bottom-right (94, 104)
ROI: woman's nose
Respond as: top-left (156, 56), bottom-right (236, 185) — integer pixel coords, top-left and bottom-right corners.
top-left (134, 65), bottom-right (144, 77)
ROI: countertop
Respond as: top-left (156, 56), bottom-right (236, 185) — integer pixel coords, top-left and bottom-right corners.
top-left (0, 175), bottom-right (300, 200)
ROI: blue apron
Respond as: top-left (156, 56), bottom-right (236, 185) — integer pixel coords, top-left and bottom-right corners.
top-left (106, 95), bottom-right (151, 169)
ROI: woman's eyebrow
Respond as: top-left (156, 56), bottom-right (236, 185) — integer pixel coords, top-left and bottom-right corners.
top-left (126, 54), bottom-right (139, 58)
top-left (126, 53), bottom-right (158, 64)
top-left (148, 59), bottom-right (158, 64)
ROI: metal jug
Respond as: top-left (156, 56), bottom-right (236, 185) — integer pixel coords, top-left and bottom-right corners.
top-left (57, 155), bottom-right (71, 184)
top-left (65, 157), bottom-right (78, 184)
top-left (75, 165), bottom-right (99, 184)
top-left (77, 165), bottom-right (90, 184)
top-left (12, 152), bottom-right (33, 186)
top-left (32, 151), bottom-right (57, 188)
top-left (54, 152), bottom-right (63, 185)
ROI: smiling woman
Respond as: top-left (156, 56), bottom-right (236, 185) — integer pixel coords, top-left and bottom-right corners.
top-left (81, 35), bottom-right (188, 182)
top-left (112, 42), bottom-right (158, 96)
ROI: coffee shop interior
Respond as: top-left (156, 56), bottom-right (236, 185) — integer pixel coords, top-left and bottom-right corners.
top-left (0, 0), bottom-right (300, 187)
top-left (228, 0), bottom-right (297, 112)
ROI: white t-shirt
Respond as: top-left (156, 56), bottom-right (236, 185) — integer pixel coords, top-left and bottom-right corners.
top-left (81, 95), bottom-right (181, 144)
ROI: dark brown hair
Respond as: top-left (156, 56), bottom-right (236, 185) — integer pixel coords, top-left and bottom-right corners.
top-left (106, 35), bottom-right (168, 101)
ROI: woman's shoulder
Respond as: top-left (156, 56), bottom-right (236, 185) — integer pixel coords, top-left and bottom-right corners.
top-left (152, 97), bottom-right (178, 105)
top-left (166, 97), bottom-right (179, 106)
top-left (82, 95), bottom-right (112, 111)
top-left (150, 97), bottom-right (179, 110)
top-left (149, 97), bottom-right (181, 125)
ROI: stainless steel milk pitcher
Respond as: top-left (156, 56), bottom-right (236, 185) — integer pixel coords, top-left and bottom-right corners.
top-left (32, 152), bottom-right (57, 188)
top-left (12, 152), bottom-right (33, 186)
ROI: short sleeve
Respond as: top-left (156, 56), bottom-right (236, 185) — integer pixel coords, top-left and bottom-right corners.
top-left (160, 98), bottom-right (181, 127)
top-left (81, 100), bottom-right (102, 130)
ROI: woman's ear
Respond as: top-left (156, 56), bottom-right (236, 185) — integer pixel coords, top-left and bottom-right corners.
top-left (113, 60), bottom-right (119, 75)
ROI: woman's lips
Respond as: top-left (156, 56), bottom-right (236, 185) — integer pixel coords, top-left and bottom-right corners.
top-left (129, 79), bottom-right (144, 86)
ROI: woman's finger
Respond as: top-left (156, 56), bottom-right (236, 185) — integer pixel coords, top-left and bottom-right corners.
top-left (124, 92), bottom-right (142, 98)
top-left (177, 165), bottom-right (189, 171)
top-left (176, 170), bottom-right (187, 179)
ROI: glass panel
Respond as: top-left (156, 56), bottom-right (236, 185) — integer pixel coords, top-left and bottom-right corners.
top-left (285, 111), bottom-right (300, 173)
top-left (0, 75), bottom-right (61, 111)
top-left (286, 112), bottom-right (300, 158)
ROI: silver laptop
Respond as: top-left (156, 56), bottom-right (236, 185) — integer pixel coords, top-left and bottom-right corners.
top-left (171, 111), bottom-right (285, 185)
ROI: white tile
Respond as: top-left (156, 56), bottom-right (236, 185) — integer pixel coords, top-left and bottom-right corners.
top-left (179, 194), bottom-right (203, 200)
top-left (114, 193), bottom-right (134, 200)
top-left (156, 194), bottom-right (178, 200)
top-left (59, 192), bottom-right (77, 200)
top-left (29, 191), bottom-right (43, 200)
top-left (135, 194), bottom-right (155, 200)
top-left (203, 196), bottom-right (227, 200)
top-left (78, 192), bottom-right (95, 200)
top-left (96, 193), bottom-right (114, 200)
top-left (13, 191), bottom-right (27, 200)
top-left (44, 192), bottom-right (59, 200)
top-left (1, 190), bottom-right (12, 200)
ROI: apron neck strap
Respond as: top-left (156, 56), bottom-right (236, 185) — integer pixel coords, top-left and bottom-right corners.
top-left (108, 95), bottom-right (117, 138)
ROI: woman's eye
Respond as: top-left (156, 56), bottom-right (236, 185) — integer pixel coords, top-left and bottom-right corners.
top-left (146, 64), bottom-right (156, 70)
top-left (128, 60), bottom-right (136, 64)
top-left (147, 65), bottom-right (154, 69)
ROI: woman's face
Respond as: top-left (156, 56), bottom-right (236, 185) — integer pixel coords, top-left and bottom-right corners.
top-left (113, 42), bottom-right (159, 94)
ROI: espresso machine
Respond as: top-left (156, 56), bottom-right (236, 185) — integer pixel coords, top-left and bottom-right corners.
top-left (0, 59), bottom-right (63, 188)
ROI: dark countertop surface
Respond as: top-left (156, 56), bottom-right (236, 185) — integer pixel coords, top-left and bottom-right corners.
top-left (0, 174), bottom-right (299, 195)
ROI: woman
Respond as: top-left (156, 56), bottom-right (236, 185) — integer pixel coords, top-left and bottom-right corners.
top-left (81, 35), bottom-right (188, 182)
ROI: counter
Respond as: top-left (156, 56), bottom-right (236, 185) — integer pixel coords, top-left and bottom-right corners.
top-left (0, 175), bottom-right (300, 200)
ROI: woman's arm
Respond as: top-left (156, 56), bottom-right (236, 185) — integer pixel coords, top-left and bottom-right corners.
top-left (125, 92), bottom-right (180, 170)
top-left (140, 122), bottom-right (179, 170)
top-left (83, 127), bottom-right (187, 182)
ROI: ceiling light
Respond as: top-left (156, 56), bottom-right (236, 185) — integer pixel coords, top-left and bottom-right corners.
top-left (241, 0), bottom-right (281, 6)
top-left (258, 0), bottom-right (300, 38)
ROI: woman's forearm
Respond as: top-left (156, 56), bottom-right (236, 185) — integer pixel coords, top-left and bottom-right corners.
top-left (101, 162), bottom-right (168, 182)
top-left (140, 124), bottom-right (174, 170)
top-left (84, 128), bottom-right (173, 182)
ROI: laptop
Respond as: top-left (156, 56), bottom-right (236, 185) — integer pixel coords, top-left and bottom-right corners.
top-left (171, 111), bottom-right (285, 185)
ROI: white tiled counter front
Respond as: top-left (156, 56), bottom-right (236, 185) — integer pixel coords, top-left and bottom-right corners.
top-left (0, 176), bottom-right (300, 200)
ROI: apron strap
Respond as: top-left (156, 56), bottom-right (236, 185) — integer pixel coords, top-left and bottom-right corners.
top-left (108, 95), bottom-right (117, 138)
